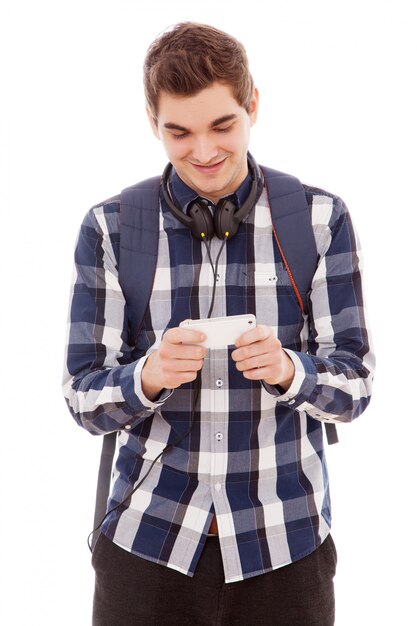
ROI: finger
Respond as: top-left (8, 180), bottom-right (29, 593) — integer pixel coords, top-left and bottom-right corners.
top-left (162, 343), bottom-right (208, 360)
top-left (163, 358), bottom-right (205, 373)
top-left (234, 352), bottom-right (271, 372)
top-left (162, 370), bottom-right (201, 389)
top-left (159, 344), bottom-right (208, 368)
top-left (242, 366), bottom-right (271, 381)
top-left (232, 335), bottom-right (279, 363)
top-left (231, 342), bottom-right (263, 363)
top-left (234, 324), bottom-right (272, 348)
top-left (164, 327), bottom-right (207, 346)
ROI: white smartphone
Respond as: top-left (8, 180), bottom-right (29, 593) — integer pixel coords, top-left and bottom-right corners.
top-left (179, 314), bottom-right (256, 349)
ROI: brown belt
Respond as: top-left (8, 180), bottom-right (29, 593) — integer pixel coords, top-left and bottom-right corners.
top-left (208, 515), bottom-right (218, 535)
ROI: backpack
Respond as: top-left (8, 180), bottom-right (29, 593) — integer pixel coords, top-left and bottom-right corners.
top-left (92, 166), bottom-right (338, 543)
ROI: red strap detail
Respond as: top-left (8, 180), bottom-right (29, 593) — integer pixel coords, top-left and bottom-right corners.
top-left (272, 226), bottom-right (305, 315)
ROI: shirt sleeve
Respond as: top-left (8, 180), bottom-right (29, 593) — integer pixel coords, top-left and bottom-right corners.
top-left (264, 193), bottom-right (375, 424)
top-left (62, 203), bottom-right (170, 435)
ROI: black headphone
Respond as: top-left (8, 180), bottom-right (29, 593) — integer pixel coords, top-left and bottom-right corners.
top-left (161, 153), bottom-right (264, 241)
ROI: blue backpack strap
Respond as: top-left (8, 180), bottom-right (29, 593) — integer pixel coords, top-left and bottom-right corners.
top-left (119, 175), bottom-right (162, 343)
top-left (91, 429), bottom-right (120, 548)
top-left (261, 166), bottom-right (317, 315)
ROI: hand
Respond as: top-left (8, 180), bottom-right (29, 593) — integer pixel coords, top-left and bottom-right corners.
top-left (141, 327), bottom-right (208, 400)
top-left (231, 324), bottom-right (295, 390)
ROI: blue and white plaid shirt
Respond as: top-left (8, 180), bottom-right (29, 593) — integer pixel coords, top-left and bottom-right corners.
top-left (63, 162), bottom-right (374, 583)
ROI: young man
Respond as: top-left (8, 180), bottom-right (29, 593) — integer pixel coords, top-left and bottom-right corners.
top-left (63, 22), bottom-right (375, 625)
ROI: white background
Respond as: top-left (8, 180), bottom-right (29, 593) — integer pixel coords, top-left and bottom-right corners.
top-left (0, 0), bottom-right (416, 624)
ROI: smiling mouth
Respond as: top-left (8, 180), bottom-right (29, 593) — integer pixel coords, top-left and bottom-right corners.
top-left (190, 159), bottom-right (226, 174)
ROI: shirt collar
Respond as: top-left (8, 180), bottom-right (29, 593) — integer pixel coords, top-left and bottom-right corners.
top-left (169, 167), bottom-right (253, 213)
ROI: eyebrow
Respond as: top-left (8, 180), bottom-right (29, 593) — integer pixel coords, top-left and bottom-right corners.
top-left (163, 114), bottom-right (238, 132)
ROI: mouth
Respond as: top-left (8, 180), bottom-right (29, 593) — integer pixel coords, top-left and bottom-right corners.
top-left (189, 158), bottom-right (227, 175)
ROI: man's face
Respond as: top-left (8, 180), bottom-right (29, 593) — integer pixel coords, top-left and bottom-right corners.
top-left (148, 82), bottom-right (259, 202)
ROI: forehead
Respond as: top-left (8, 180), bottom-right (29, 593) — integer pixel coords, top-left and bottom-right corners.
top-left (156, 82), bottom-right (244, 128)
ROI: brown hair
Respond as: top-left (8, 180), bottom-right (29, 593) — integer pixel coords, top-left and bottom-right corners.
top-left (144, 22), bottom-right (254, 122)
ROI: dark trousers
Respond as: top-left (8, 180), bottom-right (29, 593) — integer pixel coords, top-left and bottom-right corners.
top-left (92, 533), bottom-right (337, 625)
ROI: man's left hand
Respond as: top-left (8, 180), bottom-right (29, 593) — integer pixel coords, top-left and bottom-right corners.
top-left (231, 325), bottom-right (295, 391)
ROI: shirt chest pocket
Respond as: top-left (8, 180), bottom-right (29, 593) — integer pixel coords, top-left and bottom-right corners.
top-left (253, 271), bottom-right (282, 287)
top-left (252, 269), bottom-right (305, 343)
top-left (253, 268), bottom-right (295, 294)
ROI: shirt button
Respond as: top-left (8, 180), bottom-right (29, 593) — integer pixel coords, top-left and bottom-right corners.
top-left (215, 483), bottom-right (222, 491)
top-left (215, 432), bottom-right (223, 441)
top-left (288, 399), bottom-right (295, 405)
top-left (125, 424), bottom-right (132, 430)
top-left (216, 379), bottom-right (223, 388)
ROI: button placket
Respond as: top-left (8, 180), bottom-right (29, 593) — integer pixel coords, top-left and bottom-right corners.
top-left (210, 351), bottom-right (228, 501)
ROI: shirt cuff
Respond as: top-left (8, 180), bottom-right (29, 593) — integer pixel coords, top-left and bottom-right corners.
top-left (262, 350), bottom-right (317, 408)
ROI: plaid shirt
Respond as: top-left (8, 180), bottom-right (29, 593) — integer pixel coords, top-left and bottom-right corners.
top-left (63, 163), bottom-right (375, 583)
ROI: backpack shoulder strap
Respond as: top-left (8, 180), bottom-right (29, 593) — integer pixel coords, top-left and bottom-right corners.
top-left (119, 175), bottom-right (162, 342)
top-left (92, 430), bottom-right (119, 547)
top-left (92, 175), bottom-right (161, 547)
top-left (261, 165), bottom-right (338, 446)
top-left (261, 166), bottom-right (317, 315)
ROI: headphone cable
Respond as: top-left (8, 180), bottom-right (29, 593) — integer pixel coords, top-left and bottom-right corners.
top-left (203, 237), bottom-right (227, 318)
top-left (88, 371), bottom-right (202, 552)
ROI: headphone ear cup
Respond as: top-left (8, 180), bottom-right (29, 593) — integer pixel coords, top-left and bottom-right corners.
top-left (214, 198), bottom-right (239, 240)
top-left (187, 200), bottom-right (215, 240)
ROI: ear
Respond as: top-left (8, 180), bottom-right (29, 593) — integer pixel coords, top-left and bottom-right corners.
top-left (146, 108), bottom-right (160, 139)
top-left (248, 88), bottom-right (259, 126)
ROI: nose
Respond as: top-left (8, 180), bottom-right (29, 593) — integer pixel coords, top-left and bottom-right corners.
top-left (192, 136), bottom-right (218, 164)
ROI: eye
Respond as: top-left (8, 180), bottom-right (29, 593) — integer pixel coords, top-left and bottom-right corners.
top-left (171, 132), bottom-right (189, 140)
top-left (214, 125), bottom-right (233, 133)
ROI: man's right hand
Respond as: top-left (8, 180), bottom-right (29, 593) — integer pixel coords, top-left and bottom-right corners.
top-left (141, 327), bottom-right (208, 401)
